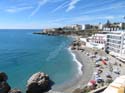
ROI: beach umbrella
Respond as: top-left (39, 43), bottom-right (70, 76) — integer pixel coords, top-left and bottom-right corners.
top-left (87, 82), bottom-right (93, 86)
top-left (90, 80), bottom-right (96, 85)
top-left (102, 60), bottom-right (107, 65)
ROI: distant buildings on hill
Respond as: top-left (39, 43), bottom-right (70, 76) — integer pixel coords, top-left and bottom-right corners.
top-left (63, 21), bottom-right (125, 32)
top-left (43, 20), bottom-right (125, 32)
top-left (63, 24), bottom-right (82, 31)
top-left (82, 23), bottom-right (103, 31)
top-left (43, 24), bottom-right (83, 32)
top-left (103, 20), bottom-right (125, 31)
top-left (82, 20), bottom-right (125, 31)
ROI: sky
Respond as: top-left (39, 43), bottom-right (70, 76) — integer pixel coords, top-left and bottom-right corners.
top-left (0, 0), bottom-right (125, 29)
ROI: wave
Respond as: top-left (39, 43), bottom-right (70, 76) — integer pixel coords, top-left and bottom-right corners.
top-left (68, 48), bottom-right (83, 75)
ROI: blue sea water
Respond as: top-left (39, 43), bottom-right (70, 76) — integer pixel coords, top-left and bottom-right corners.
top-left (0, 29), bottom-right (78, 92)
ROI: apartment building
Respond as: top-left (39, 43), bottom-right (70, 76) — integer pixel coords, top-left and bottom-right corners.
top-left (63, 24), bottom-right (82, 31)
top-left (84, 33), bottom-right (107, 49)
top-left (106, 31), bottom-right (125, 61)
top-left (103, 20), bottom-right (125, 31)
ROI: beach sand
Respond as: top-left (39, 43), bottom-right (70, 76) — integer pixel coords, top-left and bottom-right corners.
top-left (50, 49), bottom-right (95, 93)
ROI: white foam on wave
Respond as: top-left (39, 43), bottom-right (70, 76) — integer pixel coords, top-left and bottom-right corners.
top-left (68, 47), bottom-right (83, 75)
top-left (48, 90), bottom-right (64, 93)
top-left (51, 48), bottom-right (83, 92)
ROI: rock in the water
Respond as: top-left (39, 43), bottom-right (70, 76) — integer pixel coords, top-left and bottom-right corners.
top-left (0, 72), bottom-right (11, 93)
top-left (9, 89), bottom-right (22, 93)
top-left (26, 72), bottom-right (53, 93)
top-left (0, 72), bottom-right (8, 82)
top-left (0, 81), bottom-right (11, 93)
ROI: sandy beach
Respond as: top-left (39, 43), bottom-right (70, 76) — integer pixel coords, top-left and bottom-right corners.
top-left (63, 49), bottom-right (94, 93)
top-left (49, 48), bottom-right (95, 93)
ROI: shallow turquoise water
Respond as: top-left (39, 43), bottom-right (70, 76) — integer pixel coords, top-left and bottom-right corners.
top-left (0, 29), bottom-right (78, 92)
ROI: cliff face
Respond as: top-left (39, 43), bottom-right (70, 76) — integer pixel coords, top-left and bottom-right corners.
top-left (0, 72), bottom-right (53, 93)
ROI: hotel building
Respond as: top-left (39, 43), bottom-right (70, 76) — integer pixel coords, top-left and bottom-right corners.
top-left (63, 24), bottom-right (82, 31)
top-left (83, 33), bottom-right (107, 49)
top-left (106, 31), bottom-right (125, 61)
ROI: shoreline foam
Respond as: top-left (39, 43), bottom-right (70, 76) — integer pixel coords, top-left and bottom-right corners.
top-left (62, 49), bottom-right (94, 93)
top-left (51, 48), bottom-right (83, 92)
top-left (68, 47), bottom-right (83, 75)
top-left (51, 47), bottom-right (94, 93)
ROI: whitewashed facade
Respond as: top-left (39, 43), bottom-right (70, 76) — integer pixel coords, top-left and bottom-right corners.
top-left (87, 34), bottom-right (107, 49)
top-left (80, 33), bottom-right (107, 49)
top-left (106, 31), bottom-right (125, 61)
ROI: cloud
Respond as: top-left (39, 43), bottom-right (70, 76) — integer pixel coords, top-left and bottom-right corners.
top-left (66, 0), bottom-right (80, 12)
top-left (30, 0), bottom-right (48, 17)
top-left (51, 1), bottom-right (69, 13)
top-left (5, 6), bottom-right (33, 13)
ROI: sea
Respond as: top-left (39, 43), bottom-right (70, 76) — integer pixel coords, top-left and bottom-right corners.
top-left (0, 29), bottom-right (79, 92)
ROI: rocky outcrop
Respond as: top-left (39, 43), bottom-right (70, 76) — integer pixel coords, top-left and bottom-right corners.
top-left (0, 71), bottom-right (53, 93)
top-left (26, 72), bottom-right (53, 93)
top-left (0, 72), bottom-right (8, 82)
top-left (0, 72), bottom-right (11, 93)
top-left (9, 89), bottom-right (22, 93)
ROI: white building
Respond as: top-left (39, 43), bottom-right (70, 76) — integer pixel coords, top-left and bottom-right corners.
top-left (103, 21), bottom-right (125, 31)
top-left (80, 33), bottom-right (107, 49)
top-left (63, 24), bottom-right (82, 31)
top-left (98, 23), bottom-right (103, 30)
top-left (106, 31), bottom-right (125, 61)
top-left (89, 34), bottom-right (107, 49)
top-left (82, 24), bottom-right (85, 30)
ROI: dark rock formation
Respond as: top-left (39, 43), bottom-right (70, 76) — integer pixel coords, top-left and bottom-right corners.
top-left (26, 72), bottom-right (54, 93)
top-left (9, 89), bottom-right (22, 93)
top-left (0, 72), bottom-right (8, 82)
top-left (0, 72), bottom-right (11, 93)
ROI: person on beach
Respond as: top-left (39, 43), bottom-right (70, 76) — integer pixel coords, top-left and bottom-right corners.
top-left (102, 60), bottom-right (107, 65)
top-left (105, 72), bottom-right (112, 79)
top-left (105, 77), bottom-right (113, 85)
top-left (113, 67), bottom-right (120, 75)
top-left (119, 63), bottom-right (122, 67)
top-left (108, 62), bottom-right (113, 72)
top-left (96, 76), bottom-right (104, 87)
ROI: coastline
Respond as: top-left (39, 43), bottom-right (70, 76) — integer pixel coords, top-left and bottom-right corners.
top-left (68, 47), bottom-right (83, 75)
top-left (65, 49), bottom-right (94, 92)
top-left (50, 47), bottom-right (94, 93)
